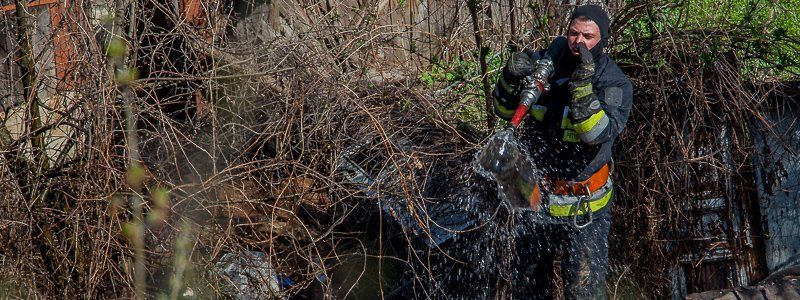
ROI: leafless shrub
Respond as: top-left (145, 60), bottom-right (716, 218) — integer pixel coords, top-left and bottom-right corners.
top-left (0, 0), bottom-right (797, 298)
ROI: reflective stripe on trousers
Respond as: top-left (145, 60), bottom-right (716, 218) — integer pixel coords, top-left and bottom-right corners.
top-left (547, 179), bottom-right (613, 217)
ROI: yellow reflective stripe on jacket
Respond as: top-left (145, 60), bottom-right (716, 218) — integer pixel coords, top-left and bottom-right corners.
top-left (529, 105), bottom-right (546, 121)
top-left (493, 96), bottom-right (516, 119)
top-left (498, 76), bottom-right (517, 94)
top-left (548, 188), bottom-right (612, 217)
top-left (577, 112), bottom-right (610, 143)
top-left (561, 109), bottom-right (570, 128)
top-left (572, 83), bottom-right (593, 99)
top-left (573, 110), bottom-right (608, 134)
top-left (563, 130), bottom-right (580, 143)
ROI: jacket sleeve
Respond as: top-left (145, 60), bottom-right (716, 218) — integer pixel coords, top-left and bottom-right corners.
top-left (569, 76), bottom-right (633, 145)
top-left (492, 79), bottom-right (519, 121)
top-left (492, 49), bottom-right (542, 121)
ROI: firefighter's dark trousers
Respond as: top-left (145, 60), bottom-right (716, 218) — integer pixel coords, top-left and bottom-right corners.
top-left (512, 211), bottom-right (611, 300)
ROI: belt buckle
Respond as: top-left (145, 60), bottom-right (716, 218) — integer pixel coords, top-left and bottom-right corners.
top-left (572, 184), bottom-right (593, 229)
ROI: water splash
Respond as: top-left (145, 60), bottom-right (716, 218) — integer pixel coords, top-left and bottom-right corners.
top-left (473, 129), bottom-right (541, 211)
top-left (399, 128), bottom-right (574, 298)
top-left (335, 129), bottom-right (587, 298)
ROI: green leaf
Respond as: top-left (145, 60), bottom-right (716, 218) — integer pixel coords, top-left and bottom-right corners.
top-left (125, 165), bottom-right (146, 188)
top-left (114, 67), bottom-right (139, 85)
top-left (106, 38), bottom-right (127, 60)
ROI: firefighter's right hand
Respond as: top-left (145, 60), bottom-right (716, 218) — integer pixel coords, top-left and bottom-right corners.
top-left (508, 51), bottom-right (534, 77)
top-left (502, 51), bottom-right (534, 87)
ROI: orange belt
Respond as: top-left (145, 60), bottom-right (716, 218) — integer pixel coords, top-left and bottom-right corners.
top-left (545, 164), bottom-right (610, 196)
top-left (527, 164), bottom-right (611, 211)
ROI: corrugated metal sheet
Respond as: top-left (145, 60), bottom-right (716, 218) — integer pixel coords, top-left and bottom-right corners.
top-left (671, 122), bottom-right (770, 296)
top-left (753, 104), bottom-right (800, 273)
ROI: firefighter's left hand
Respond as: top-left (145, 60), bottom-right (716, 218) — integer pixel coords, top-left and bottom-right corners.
top-left (569, 44), bottom-right (600, 121)
top-left (571, 43), bottom-right (595, 84)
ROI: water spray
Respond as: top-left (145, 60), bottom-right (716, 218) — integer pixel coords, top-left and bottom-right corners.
top-left (474, 36), bottom-right (568, 210)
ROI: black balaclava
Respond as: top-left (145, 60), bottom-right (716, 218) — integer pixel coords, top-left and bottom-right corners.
top-left (569, 4), bottom-right (611, 58)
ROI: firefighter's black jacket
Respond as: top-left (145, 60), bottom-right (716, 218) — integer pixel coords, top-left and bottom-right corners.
top-left (493, 47), bottom-right (633, 181)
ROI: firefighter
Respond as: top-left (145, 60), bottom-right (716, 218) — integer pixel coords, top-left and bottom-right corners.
top-left (492, 5), bottom-right (633, 299)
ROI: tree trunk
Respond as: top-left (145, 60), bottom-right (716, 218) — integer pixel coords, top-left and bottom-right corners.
top-left (13, 0), bottom-right (67, 295)
top-left (467, 0), bottom-right (496, 130)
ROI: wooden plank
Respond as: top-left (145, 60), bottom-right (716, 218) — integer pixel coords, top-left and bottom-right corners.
top-left (180, 0), bottom-right (206, 27)
top-left (0, 0), bottom-right (59, 13)
top-left (49, 0), bottom-right (77, 87)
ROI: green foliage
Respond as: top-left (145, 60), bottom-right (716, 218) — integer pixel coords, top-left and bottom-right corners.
top-left (105, 38), bottom-right (127, 59)
top-left (620, 0), bottom-right (799, 79)
top-left (419, 51), bottom-right (505, 126)
top-left (114, 67), bottom-right (139, 85)
top-left (419, 56), bottom-right (475, 86)
top-left (125, 164), bottom-right (146, 189)
top-left (146, 188), bottom-right (169, 226)
top-left (121, 221), bottom-right (142, 242)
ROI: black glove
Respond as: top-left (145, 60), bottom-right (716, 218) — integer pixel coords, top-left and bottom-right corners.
top-left (499, 51), bottom-right (534, 93)
top-left (568, 44), bottom-right (601, 121)
top-left (507, 51), bottom-right (534, 77)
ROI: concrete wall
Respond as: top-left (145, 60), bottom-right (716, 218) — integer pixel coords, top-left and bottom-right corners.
top-left (0, 5), bottom-right (77, 168)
